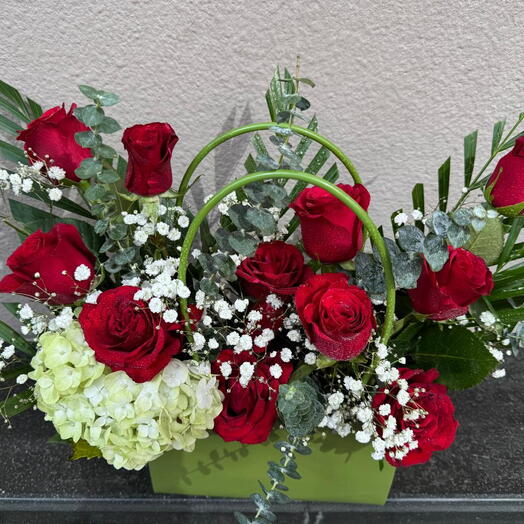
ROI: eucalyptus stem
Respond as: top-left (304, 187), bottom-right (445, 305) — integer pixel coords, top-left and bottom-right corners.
top-left (175, 122), bottom-right (363, 207)
top-left (177, 170), bottom-right (395, 345)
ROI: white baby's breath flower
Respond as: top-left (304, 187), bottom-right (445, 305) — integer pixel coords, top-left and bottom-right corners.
top-left (269, 363), bottom-right (283, 379)
top-left (74, 264), bottom-right (91, 281)
top-left (16, 374), bottom-right (28, 385)
top-left (162, 309), bottom-right (179, 323)
top-left (219, 361), bottom-right (232, 378)
top-left (394, 212), bottom-right (409, 226)
top-left (480, 311), bottom-right (497, 327)
top-left (411, 209), bottom-right (423, 221)
top-left (48, 187), bottom-right (63, 201)
top-left (47, 166), bottom-right (66, 180)
top-left (148, 297), bottom-right (164, 314)
top-left (177, 216), bottom-right (189, 228)
top-left (85, 290), bottom-right (102, 304)
top-left (304, 352), bottom-right (317, 365)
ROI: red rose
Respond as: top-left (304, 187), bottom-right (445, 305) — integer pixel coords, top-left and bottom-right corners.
top-left (294, 273), bottom-right (376, 360)
top-left (79, 286), bottom-right (187, 383)
top-left (408, 247), bottom-right (493, 320)
top-left (17, 104), bottom-right (92, 182)
top-left (236, 241), bottom-right (313, 300)
top-left (485, 136), bottom-right (524, 216)
top-left (290, 183), bottom-right (370, 263)
top-left (211, 349), bottom-right (292, 444)
top-left (372, 368), bottom-right (458, 467)
top-left (122, 122), bottom-right (179, 196)
top-left (0, 223), bottom-right (95, 305)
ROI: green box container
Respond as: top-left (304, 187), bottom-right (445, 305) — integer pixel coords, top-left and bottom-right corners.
top-left (149, 432), bottom-right (395, 504)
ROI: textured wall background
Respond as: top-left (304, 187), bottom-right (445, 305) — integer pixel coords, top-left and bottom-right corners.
top-left (0, 0), bottom-right (522, 257)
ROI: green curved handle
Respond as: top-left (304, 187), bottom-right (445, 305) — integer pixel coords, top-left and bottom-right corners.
top-left (178, 170), bottom-right (396, 345)
top-left (175, 122), bottom-right (363, 206)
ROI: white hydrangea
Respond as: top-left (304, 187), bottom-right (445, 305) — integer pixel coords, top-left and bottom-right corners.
top-left (29, 323), bottom-right (223, 470)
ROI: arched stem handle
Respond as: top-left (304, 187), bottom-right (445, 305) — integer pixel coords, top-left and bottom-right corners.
top-left (176, 122), bottom-right (363, 207)
top-left (178, 170), bottom-right (396, 345)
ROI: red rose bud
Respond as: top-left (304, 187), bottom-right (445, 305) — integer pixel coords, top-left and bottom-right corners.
top-left (122, 122), bottom-right (179, 196)
top-left (0, 223), bottom-right (95, 305)
top-left (211, 349), bottom-right (293, 444)
top-left (295, 273), bottom-right (376, 360)
top-left (485, 136), bottom-right (524, 216)
top-left (236, 240), bottom-right (313, 300)
top-left (290, 183), bottom-right (370, 263)
top-left (79, 286), bottom-right (186, 383)
top-left (17, 104), bottom-right (92, 182)
top-left (408, 247), bottom-right (493, 321)
top-left (372, 368), bottom-right (458, 467)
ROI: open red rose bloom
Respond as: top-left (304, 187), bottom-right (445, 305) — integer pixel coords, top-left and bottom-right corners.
top-left (0, 72), bottom-right (516, 514)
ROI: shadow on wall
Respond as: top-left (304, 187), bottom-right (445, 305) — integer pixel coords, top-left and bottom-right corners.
top-left (190, 103), bottom-right (253, 206)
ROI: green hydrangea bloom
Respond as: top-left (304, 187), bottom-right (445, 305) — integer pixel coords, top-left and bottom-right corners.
top-left (29, 322), bottom-right (224, 470)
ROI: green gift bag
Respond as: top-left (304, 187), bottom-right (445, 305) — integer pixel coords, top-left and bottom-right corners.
top-left (149, 431), bottom-right (395, 504)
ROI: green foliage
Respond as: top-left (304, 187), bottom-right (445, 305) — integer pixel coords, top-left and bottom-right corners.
top-left (466, 217), bottom-right (504, 265)
top-left (438, 157), bottom-right (451, 211)
top-left (0, 388), bottom-right (35, 418)
top-left (277, 379), bottom-right (324, 438)
top-left (8, 198), bottom-right (100, 252)
top-left (412, 324), bottom-right (498, 389)
top-left (0, 78), bottom-right (42, 125)
top-left (463, 130), bottom-right (478, 187)
top-left (70, 439), bottom-right (103, 461)
top-left (235, 433), bottom-right (310, 524)
top-left (0, 318), bottom-right (35, 356)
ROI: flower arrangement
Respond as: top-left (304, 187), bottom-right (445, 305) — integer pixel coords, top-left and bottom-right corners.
top-left (0, 65), bottom-right (522, 522)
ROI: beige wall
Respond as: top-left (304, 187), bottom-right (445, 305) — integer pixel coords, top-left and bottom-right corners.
top-left (0, 0), bottom-right (522, 258)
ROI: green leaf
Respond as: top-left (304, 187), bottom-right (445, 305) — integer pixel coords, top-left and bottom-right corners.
top-left (228, 231), bottom-right (258, 256)
top-left (391, 252), bottom-right (422, 289)
top-left (295, 77), bottom-right (316, 88)
top-left (498, 217), bottom-right (524, 268)
top-left (0, 319), bottom-right (35, 355)
top-left (491, 119), bottom-right (506, 155)
top-left (95, 144), bottom-right (118, 159)
top-left (0, 79), bottom-right (42, 120)
top-left (294, 115), bottom-right (318, 160)
top-left (0, 389), bottom-right (35, 417)
top-left (0, 96), bottom-right (30, 123)
top-left (464, 130), bottom-right (478, 187)
top-left (0, 140), bottom-right (27, 164)
top-left (97, 116), bottom-right (121, 134)
top-left (2, 302), bottom-right (19, 318)
top-left (74, 105), bottom-right (105, 127)
top-left (397, 225), bottom-right (424, 253)
top-left (245, 207), bottom-right (276, 236)
top-left (499, 130), bottom-right (524, 152)
top-left (84, 183), bottom-right (111, 202)
top-left (411, 182), bottom-right (425, 226)
top-left (74, 131), bottom-right (101, 149)
top-left (438, 157), bottom-right (451, 211)
top-left (466, 217), bottom-right (504, 266)
top-left (26, 186), bottom-right (94, 219)
top-left (446, 222), bottom-right (470, 248)
top-left (496, 307), bottom-right (524, 326)
top-left (8, 199), bottom-right (100, 252)
top-left (79, 85), bottom-right (120, 107)
top-left (75, 157), bottom-right (102, 179)
top-left (413, 324), bottom-right (498, 389)
top-left (97, 169), bottom-right (120, 184)
top-left (70, 439), bottom-right (102, 461)
top-left (233, 512), bottom-right (252, 524)
top-left (0, 114), bottom-right (21, 135)
top-left (423, 233), bottom-right (449, 271)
